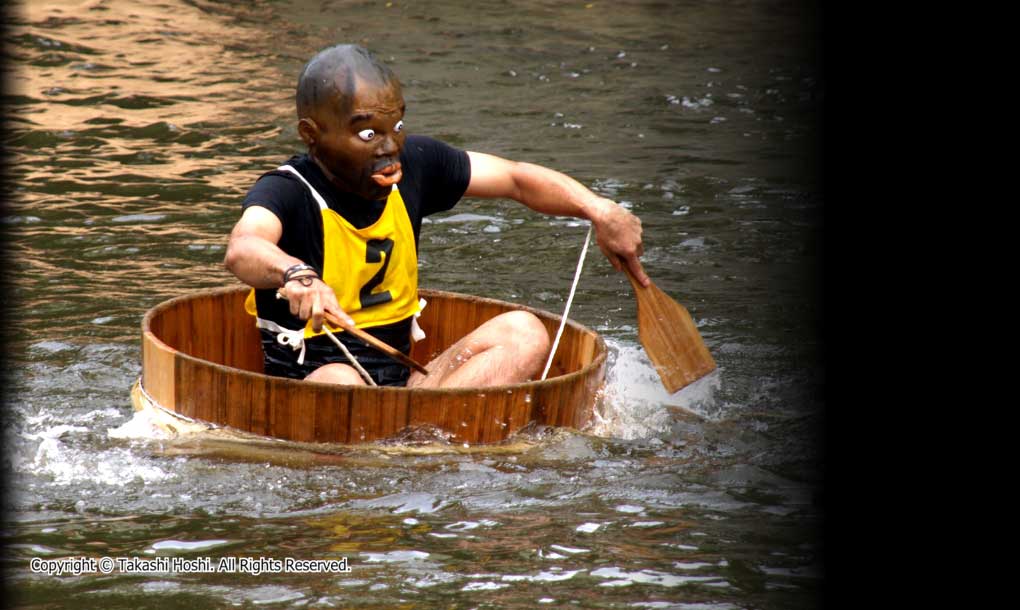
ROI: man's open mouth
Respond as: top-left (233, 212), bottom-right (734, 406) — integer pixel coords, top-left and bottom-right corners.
top-left (371, 162), bottom-right (402, 187)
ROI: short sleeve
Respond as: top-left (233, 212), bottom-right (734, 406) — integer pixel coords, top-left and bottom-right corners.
top-left (403, 135), bottom-right (470, 217)
top-left (241, 172), bottom-right (304, 224)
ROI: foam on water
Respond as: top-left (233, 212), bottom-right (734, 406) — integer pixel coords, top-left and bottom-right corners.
top-left (501, 568), bottom-right (582, 583)
top-left (16, 408), bottom-right (175, 488)
top-left (22, 435), bottom-right (175, 488)
top-left (224, 585), bottom-right (305, 606)
top-left (150, 539), bottom-right (231, 552)
top-left (462, 582), bottom-right (510, 591)
top-left (362, 550), bottom-right (430, 564)
top-left (591, 567), bottom-right (726, 588)
top-left (549, 544), bottom-right (589, 554)
top-left (106, 406), bottom-right (180, 441)
top-left (111, 213), bottom-right (166, 223)
top-left (433, 213), bottom-right (505, 224)
top-left (348, 492), bottom-right (449, 515)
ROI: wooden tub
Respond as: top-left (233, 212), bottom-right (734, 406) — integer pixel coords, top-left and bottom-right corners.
top-left (139, 286), bottom-right (607, 444)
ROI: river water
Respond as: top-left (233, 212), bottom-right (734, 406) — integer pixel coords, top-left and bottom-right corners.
top-left (2, 0), bottom-right (823, 608)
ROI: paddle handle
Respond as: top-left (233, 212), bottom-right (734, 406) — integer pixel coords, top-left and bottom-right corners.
top-left (275, 287), bottom-right (429, 375)
top-left (623, 265), bottom-right (648, 293)
top-left (322, 310), bottom-right (429, 375)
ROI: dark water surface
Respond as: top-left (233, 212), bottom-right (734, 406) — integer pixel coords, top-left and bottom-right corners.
top-left (3, 0), bottom-right (823, 608)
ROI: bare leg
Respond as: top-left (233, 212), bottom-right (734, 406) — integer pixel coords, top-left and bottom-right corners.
top-left (407, 311), bottom-right (550, 389)
top-left (306, 362), bottom-right (367, 385)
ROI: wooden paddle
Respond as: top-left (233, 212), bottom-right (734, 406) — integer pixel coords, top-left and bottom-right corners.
top-left (624, 268), bottom-right (715, 393)
top-left (276, 288), bottom-right (429, 375)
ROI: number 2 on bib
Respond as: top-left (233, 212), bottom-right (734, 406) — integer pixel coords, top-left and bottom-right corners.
top-left (360, 238), bottom-right (394, 308)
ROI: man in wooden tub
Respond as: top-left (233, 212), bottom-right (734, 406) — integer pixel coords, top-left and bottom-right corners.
top-left (225, 44), bottom-right (647, 389)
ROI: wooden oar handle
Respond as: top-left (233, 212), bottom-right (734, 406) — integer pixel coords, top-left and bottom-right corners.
top-left (275, 287), bottom-right (429, 375)
top-left (321, 311), bottom-right (429, 375)
top-left (623, 265), bottom-right (649, 292)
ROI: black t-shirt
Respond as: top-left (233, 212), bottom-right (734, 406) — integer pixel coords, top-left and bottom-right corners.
top-left (241, 134), bottom-right (471, 338)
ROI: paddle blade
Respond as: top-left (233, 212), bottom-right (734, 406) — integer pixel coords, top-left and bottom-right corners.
top-left (627, 272), bottom-right (716, 393)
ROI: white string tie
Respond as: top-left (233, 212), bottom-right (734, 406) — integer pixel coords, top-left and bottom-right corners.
top-left (541, 223), bottom-right (592, 381)
top-left (275, 330), bottom-right (306, 365)
top-left (411, 297), bottom-right (428, 342)
top-left (322, 327), bottom-right (378, 386)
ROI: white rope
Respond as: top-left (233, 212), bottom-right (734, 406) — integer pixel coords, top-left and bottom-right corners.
top-left (322, 326), bottom-right (378, 386)
top-left (260, 308), bottom-right (309, 364)
top-left (541, 223), bottom-right (592, 381)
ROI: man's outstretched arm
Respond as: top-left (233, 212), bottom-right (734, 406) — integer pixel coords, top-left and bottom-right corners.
top-left (465, 151), bottom-right (649, 286)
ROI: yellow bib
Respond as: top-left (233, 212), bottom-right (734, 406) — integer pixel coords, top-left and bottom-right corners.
top-left (245, 164), bottom-right (421, 339)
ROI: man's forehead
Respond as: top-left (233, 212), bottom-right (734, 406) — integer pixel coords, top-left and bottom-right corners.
top-left (345, 76), bottom-right (404, 114)
top-left (308, 71), bottom-right (403, 125)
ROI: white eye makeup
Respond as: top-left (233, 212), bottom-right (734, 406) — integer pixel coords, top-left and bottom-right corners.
top-left (357, 129), bottom-right (376, 141)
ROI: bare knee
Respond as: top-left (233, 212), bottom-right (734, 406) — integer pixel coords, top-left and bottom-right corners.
top-left (305, 363), bottom-right (367, 385)
top-left (499, 311), bottom-right (550, 368)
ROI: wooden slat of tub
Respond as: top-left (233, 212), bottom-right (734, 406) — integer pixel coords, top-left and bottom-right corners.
top-left (188, 295), bottom-right (213, 364)
top-left (209, 294), bottom-right (229, 366)
top-left (441, 394), bottom-right (467, 442)
top-left (344, 387), bottom-right (366, 443)
top-left (209, 292), bottom-right (229, 366)
top-left (575, 359), bottom-right (607, 429)
top-left (555, 378), bottom-right (583, 428)
top-left (463, 392), bottom-right (486, 443)
top-left (297, 382), bottom-right (329, 444)
top-left (351, 385), bottom-right (389, 443)
top-left (171, 298), bottom-right (194, 356)
top-left (248, 374), bottom-right (270, 437)
top-left (174, 354), bottom-right (214, 422)
top-left (558, 326), bottom-right (581, 376)
top-left (291, 383), bottom-right (315, 443)
top-left (429, 295), bottom-right (460, 358)
top-left (220, 294), bottom-right (239, 368)
top-left (309, 384), bottom-right (336, 443)
top-left (266, 379), bottom-right (288, 441)
top-left (534, 378), bottom-right (564, 428)
top-left (142, 330), bottom-right (176, 410)
top-left (227, 293), bottom-right (265, 373)
top-left (271, 381), bottom-right (310, 443)
top-left (478, 391), bottom-right (500, 443)
top-left (336, 386), bottom-right (353, 443)
top-left (408, 391), bottom-right (443, 433)
top-left (384, 389), bottom-right (411, 440)
top-left (223, 368), bottom-right (254, 432)
top-left (508, 389), bottom-right (534, 434)
top-left (491, 390), bottom-right (517, 443)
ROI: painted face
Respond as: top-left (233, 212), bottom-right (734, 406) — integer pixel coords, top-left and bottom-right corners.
top-left (303, 77), bottom-right (406, 201)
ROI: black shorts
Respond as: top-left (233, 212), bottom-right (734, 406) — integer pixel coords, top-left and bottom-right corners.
top-left (260, 323), bottom-right (412, 387)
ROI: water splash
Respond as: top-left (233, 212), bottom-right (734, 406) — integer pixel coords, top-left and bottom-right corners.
top-left (17, 421), bottom-right (176, 488)
top-left (589, 339), bottom-right (721, 440)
